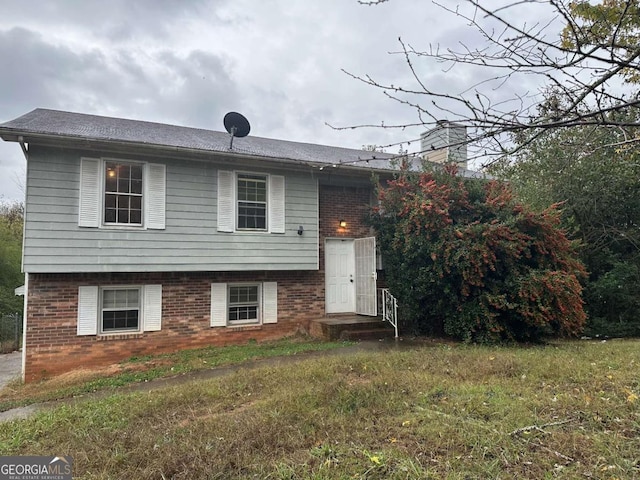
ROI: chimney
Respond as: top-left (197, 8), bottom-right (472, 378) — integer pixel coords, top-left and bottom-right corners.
top-left (420, 121), bottom-right (468, 170)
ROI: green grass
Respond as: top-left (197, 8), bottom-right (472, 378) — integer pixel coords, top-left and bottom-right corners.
top-left (0, 339), bottom-right (639, 479)
top-left (0, 337), bottom-right (352, 412)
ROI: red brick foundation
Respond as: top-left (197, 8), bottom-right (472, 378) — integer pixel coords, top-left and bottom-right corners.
top-left (25, 270), bottom-right (325, 381)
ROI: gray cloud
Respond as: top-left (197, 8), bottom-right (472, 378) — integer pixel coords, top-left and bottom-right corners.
top-left (0, 0), bottom-right (558, 201)
top-left (148, 50), bottom-right (238, 128)
top-left (0, 0), bottom-right (218, 43)
top-left (0, 27), bottom-right (106, 114)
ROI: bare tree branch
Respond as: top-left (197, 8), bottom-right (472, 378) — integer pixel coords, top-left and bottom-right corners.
top-left (339, 0), bottom-right (640, 164)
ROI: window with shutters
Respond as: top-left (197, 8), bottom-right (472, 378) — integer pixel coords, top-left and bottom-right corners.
top-left (100, 287), bottom-right (141, 333)
top-left (79, 157), bottom-right (165, 230)
top-left (237, 174), bottom-right (267, 230)
top-left (104, 162), bottom-right (143, 225)
top-left (210, 281), bottom-right (277, 327)
top-left (216, 171), bottom-right (285, 234)
top-left (77, 284), bottom-right (162, 336)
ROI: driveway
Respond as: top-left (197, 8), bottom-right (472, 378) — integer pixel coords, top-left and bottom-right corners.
top-left (0, 351), bottom-right (21, 389)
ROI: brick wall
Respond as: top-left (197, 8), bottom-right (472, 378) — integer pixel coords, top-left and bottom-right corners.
top-left (318, 184), bottom-right (374, 271)
top-left (24, 184), bottom-right (376, 381)
top-left (25, 270), bottom-right (324, 381)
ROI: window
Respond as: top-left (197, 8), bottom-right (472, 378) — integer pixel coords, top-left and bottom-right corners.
top-left (217, 171), bottom-right (285, 234)
top-left (101, 287), bottom-right (141, 333)
top-left (104, 162), bottom-right (143, 225)
top-left (77, 285), bottom-right (162, 336)
top-left (79, 158), bottom-right (165, 230)
top-left (237, 174), bottom-right (267, 230)
top-left (228, 284), bottom-right (260, 324)
top-left (210, 282), bottom-right (278, 327)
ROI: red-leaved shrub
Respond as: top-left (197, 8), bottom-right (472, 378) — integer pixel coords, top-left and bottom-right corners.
top-left (371, 165), bottom-right (586, 342)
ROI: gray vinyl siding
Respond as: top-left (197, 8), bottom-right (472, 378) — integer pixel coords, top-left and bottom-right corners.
top-left (447, 126), bottom-right (468, 167)
top-left (23, 146), bottom-right (319, 273)
top-left (421, 126), bottom-right (448, 153)
top-left (420, 123), bottom-right (467, 168)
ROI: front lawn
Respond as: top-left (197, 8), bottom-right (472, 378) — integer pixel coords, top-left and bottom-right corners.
top-left (0, 337), bottom-right (351, 412)
top-left (0, 339), bottom-right (638, 478)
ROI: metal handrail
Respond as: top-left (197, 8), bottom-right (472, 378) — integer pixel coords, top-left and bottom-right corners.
top-left (381, 288), bottom-right (398, 338)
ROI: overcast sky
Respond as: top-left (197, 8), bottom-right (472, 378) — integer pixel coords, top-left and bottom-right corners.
top-left (0, 0), bottom-right (559, 202)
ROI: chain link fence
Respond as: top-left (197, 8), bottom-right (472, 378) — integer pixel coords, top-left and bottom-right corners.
top-left (0, 313), bottom-right (22, 353)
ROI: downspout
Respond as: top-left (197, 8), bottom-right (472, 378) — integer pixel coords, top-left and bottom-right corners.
top-left (21, 274), bottom-right (28, 383)
top-left (17, 136), bottom-right (28, 382)
top-left (17, 136), bottom-right (28, 161)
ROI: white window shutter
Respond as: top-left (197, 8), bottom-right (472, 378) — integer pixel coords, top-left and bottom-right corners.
top-left (143, 284), bottom-right (162, 331)
top-left (210, 283), bottom-right (228, 327)
top-left (146, 164), bottom-right (166, 230)
top-left (79, 158), bottom-right (101, 228)
top-left (77, 286), bottom-right (98, 335)
top-left (269, 175), bottom-right (285, 234)
top-left (263, 282), bottom-right (278, 324)
top-left (217, 170), bottom-right (234, 232)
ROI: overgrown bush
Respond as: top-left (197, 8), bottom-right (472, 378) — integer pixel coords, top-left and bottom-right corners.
top-left (0, 200), bottom-right (24, 316)
top-left (371, 165), bottom-right (586, 343)
top-left (583, 261), bottom-right (640, 337)
top-left (492, 110), bottom-right (640, 338)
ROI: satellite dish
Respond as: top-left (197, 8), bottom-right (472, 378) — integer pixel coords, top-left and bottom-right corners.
top-left (223, 112), bottom-right (250, 149)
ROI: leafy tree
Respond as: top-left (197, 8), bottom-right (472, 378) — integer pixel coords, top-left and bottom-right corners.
top-left (371, 165), bottom-right (586, 343)
top-left (493, 109), bottom-right (640, 337)
top-left (0, 200), bottom-right (24, 315)
top-left (562, 0), bottom-right (640, 85)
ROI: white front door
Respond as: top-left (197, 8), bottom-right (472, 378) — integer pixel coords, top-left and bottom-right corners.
top-left (325, 239), bottom-right (355, 313)
top-left (325, 237), bottom-right (378, 315)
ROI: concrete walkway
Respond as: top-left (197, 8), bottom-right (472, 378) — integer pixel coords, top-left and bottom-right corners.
top-left (0, 338), bottom-right (432, 423)
top-left (0, 351), bottom-right (21, 389)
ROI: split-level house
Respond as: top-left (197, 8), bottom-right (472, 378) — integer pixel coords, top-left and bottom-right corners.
top-left (0, 109), bottom-right (399, 382)
top-left (0, 109), bottom-right (479, 382)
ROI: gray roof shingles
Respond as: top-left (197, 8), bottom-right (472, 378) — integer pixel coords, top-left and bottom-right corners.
top-left (0, 108), bottom-right (398, 171)
top-left (0, 108), bottom-right (488, 178)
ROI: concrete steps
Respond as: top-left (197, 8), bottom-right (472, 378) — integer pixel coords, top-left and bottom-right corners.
top-left (339, 327), bottom-right (396, 341)
top-left (310, 315), bottom-right (395, 341)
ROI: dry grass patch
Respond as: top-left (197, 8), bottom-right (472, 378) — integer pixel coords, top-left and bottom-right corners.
top-left (0, 339), bottom-right (638, 479)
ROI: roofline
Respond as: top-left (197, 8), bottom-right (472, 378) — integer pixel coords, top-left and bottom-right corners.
top-left (1, 129), bottom-right (400, 176)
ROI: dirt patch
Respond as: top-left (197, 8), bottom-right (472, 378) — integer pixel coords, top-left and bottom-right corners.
top-left (0, 357), bottom-right (175, 405)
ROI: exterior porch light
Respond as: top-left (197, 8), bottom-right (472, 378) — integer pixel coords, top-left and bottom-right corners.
top-left (339, 219), bottom-right (347, 228)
